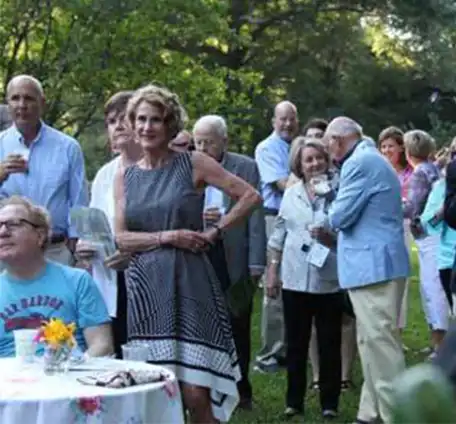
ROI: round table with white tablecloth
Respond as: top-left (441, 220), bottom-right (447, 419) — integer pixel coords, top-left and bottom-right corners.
top-left (0, 357), bottom-right (185, 424)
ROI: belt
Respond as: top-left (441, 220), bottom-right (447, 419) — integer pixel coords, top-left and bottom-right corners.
top-left (50, 234), bottom-right (67, 244)
top-left (263, 207), bottom-right (279, 216)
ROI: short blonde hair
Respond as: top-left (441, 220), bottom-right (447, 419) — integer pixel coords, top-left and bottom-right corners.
top-left (289, 136), bottom-right (329, 180)
top-left (403, 130), bottom-right (436, 160)
top-left (126, 84), bottom-right (187, 140)
top-left (0, 196), bottom-right (51, 248)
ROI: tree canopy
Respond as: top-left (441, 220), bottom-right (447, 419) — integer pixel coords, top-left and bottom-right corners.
top-left (1, 0), bottom-right (456, 177)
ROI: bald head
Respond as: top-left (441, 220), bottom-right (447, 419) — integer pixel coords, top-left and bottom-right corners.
top-left (192, 115), bottom-right (229, 161)
top-left (6, 75), bottom-right (44, 99)
top-left (272, 100), bottom-right (299, 142)
top-left (6, 75), bottom-right (45, 139)
top-left (325, 116), bottom-right (364, 161)
top-left (326, 117), bottom-right (363, 139)
top-left (274, 101), bottom-right (297, 117)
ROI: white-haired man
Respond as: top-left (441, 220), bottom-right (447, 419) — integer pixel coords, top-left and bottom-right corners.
top-left (254, 101), bottom-right (299, 373)
top-left (0, 196), bottom-right (113, 358)
top-left (193, 115), bottom-right (266, 410)
top-left (0, 75), bottom-right (88, 266)
top-left (323, 116), bottom-right (410, 424)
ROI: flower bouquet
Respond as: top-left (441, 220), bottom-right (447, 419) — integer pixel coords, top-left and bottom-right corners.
top-left (34, 318), bottom-right (76, 375)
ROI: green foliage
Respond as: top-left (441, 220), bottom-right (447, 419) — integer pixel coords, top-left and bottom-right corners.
top-left (392, 364), bottom-right (456, 424)
top-left (1, 0), bottom-right (456, 171)
top-left (429, 113), bottom-right (456, 147)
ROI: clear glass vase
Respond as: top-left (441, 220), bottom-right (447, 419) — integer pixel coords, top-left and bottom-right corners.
top-left (43, 345), bottom-right (71, 375)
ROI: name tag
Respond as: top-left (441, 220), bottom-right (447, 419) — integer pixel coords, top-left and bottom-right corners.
top-left (307, 243), bottom-right (330, 268)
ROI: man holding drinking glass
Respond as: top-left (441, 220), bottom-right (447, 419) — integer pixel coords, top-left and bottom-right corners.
top-left (0, 75), bottom-right (88, 266)
top-left (193, 114), bottom-right (266, 410)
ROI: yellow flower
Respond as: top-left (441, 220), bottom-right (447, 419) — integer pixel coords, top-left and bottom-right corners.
top-left (40, 318), bottom-right (76, 348)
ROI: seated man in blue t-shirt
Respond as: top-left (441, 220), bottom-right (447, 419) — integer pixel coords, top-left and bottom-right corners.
top-left (0, 195), bottom-right (113, 357)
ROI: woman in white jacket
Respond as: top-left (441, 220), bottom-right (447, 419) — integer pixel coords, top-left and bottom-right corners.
top-left (267, 138), bottom-right (342, 420)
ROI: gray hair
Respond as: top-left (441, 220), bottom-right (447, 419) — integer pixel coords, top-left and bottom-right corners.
top-left (0, 195), bottom-right (51, 249)
top-left (403, 130), bottom-right (436, 160)
top-left (193, 115), bottom-right (228, 138)
top-left (6, 75), bottom-right (45, 98)
top-left (326, 117), bottom-right (363, 138)
top-left (289, 136), bottom-right (330, 180)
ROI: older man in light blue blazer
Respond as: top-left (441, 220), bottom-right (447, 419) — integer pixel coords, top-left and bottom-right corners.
top-left (325, 117), bottom-right (410, 424)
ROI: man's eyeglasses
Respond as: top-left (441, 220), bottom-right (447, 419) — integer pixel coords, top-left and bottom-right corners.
top-left (0, 219), bottom-right (39, 232)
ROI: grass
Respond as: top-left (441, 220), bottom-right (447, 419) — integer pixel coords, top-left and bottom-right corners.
top-left (231, 251), bottom-right (430, 423)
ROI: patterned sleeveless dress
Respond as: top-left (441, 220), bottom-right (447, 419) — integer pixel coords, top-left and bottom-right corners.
top-left (123, 152), bottom-right (240, 421)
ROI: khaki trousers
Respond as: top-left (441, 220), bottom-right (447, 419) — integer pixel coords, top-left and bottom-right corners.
top-left (349, 279), bottom-right (406, 423)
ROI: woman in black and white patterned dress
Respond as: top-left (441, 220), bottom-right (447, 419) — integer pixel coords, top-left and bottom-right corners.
top-left (113, 84), bottom-right (261, 423)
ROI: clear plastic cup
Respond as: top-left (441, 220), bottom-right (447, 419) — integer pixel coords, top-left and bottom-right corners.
top-left (10, 148), bottom-right (30, 173)
top-left (13, 147), bottom-right (30, 163)
top-left (203, 206), bottom-right (225, 230)
top-left (14, 329), bottom-right (38, 362)
top-left (121, 344), bottom-right (149, 361)
top-left (310, 175), bottom-right (331, 196)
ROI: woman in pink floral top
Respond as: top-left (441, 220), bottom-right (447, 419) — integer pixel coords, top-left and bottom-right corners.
top-left (379, 126), bottom-right (413, 335)
top-left (403, 130), bottom-right (448, 355)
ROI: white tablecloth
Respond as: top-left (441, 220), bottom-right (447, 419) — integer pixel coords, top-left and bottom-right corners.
top-left (0, 358), bottom-right (185, 423)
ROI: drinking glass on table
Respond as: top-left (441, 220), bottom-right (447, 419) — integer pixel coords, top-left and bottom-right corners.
top-left (14, 329), bottom-right (38, 363)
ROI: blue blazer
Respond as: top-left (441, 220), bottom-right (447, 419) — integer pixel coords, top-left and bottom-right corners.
top-left (328, 140), bottom-right (410, 289)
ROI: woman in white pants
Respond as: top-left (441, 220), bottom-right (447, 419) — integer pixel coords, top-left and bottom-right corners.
top-left (403, 130), bottom-right (449, 354)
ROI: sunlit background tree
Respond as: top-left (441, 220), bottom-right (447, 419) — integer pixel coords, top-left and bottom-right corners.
top-left (1, 0), bottom-right (456, 177)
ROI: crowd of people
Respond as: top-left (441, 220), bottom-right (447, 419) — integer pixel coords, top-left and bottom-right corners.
top-left (0, 73), bottom-right (455, 423)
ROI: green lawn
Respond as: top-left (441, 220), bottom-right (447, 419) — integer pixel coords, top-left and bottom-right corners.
top-left (232, 252), bottom-right (430, 424)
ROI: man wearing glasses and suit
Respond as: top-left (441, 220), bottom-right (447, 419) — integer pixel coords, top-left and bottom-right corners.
top-left (193, 115), bottom-right (266, 410)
